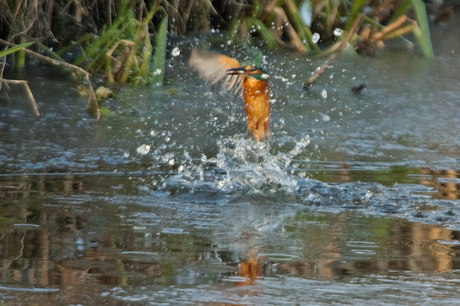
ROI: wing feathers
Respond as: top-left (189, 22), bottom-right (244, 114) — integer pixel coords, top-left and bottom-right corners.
top-left (189, 49), bottom-right (244, 93)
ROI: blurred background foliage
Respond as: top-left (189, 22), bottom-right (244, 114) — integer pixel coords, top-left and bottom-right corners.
top-left (1, 0), bottom-right (450, 77)
top-left (0, 0), bottom-right (455, 114)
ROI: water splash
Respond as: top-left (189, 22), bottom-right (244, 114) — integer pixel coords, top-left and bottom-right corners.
top-left (211, 137), bottom-right (306, 193)
top-left (148, 133), bottom-right (460, 228)
top-left (136, 144), bottom-right (151, 155)
top-left (159, 135), bottom-right (311, 195)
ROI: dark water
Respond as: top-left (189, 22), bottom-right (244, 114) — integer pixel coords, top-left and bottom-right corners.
top-left (1, 13), bottom-right (460, 305)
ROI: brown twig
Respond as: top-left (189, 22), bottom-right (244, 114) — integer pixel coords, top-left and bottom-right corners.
top-left (274, 7), bottom-right (308, 53)
top-left (0, 78), bottom-right (40, 116)
top-left (370, 15), bottom-right (407, 43)
top-left (304, 14), bottom-right (363, 88)
top-left (0, 38), bottom-right (99, 120)
top-left (0, 38), bottom-right (89, 77)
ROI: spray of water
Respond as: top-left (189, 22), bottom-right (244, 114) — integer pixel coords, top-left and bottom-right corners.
top-left (145, 132), bottom-right (460, 228)
top-left (159, 134), bottom-right (311, 195)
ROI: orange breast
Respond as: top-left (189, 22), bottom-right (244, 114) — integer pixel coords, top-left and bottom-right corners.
top-left (242, 78), bottom-right (270, 141)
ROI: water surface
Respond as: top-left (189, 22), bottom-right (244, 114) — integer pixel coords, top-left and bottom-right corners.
top-left (0, 12), bottom-right (460, 305)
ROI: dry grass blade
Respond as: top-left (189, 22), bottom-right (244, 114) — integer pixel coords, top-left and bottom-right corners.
top-left (0, 38), bottom-right (98, 119)
top-left (370, 15), bottom-right (408, 43)
top-left (106, 39), bottom-right (136, 83)
top-left (273, 7), bottom-right (308, 53)
top-left (0, 79), bottom-right (40, 116)
top-left (22, 80), bottom-right (39, 116)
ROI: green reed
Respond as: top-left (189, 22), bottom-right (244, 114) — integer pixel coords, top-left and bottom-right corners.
top-left (0, 0), bottom-right (436, 90)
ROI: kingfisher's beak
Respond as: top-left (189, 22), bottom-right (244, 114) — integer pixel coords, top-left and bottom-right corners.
top-left (226, 67), bottom-right (247, 75)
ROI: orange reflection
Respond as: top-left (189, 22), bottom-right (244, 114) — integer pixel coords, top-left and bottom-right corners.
top-left (238, 258), bottom-right (261, 285)
top-left (237, 248), bottom-right (262, 286)
top-left (418, 169), bottom-right (459, 200)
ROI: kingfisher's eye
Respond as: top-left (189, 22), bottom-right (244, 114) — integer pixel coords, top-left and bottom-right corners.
top-left (247, 67), bottom-right (269, 80)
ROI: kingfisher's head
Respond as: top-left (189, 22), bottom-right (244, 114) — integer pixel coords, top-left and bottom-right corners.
top-left (226, 66), bottom-right (269, 81)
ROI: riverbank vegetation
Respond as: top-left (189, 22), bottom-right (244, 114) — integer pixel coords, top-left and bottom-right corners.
top-left (0, 0), bottom-right (451, 117)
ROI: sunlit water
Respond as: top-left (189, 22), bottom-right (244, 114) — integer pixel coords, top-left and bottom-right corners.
top-left (1, 12), bottom-right (460, 305)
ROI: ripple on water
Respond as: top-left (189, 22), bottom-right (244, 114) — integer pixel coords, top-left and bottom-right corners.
top-left (105, 271), bottom-right (460, 305)
top-left (146, 133), bottom-right (460, 229)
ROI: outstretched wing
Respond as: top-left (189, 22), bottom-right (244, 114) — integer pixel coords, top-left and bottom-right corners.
top-left (188, 49), bottom-right (244, 93)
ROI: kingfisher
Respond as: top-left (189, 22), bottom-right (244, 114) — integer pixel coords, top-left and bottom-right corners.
top-left (189, 49), bottom-right (271, 142)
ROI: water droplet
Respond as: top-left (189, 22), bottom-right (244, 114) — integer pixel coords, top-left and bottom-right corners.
top-left (312, 32), bottom-right (320, 44)
top-left (365, 190), bottom-right (373, 200)
top-left (321, 89), bottom-right (328, 98)
top-left (322, 114), bottom-right (330, 122)
top-left (136, 144), bottom-right (151, 155)
top-left (154, 68), bottom-right (162, 75)
top-left (171, 47), bottom-right (180, 57)
top-left (333, 28), bottom-right (342, 37)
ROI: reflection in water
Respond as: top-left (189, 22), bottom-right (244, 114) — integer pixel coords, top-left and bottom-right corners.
top-left (1, 12), bottom-right (460, 303)
top-left (0, 175), bottom-right (460, 303)
top-left (306, 165), bottom-right (460, 200)
top-left (418, 169), bottom-right (460, 200)
top-left (243, 214), bottom-right (460, 280)
top-left (237, 248), bottom-right (262, 286)
top-left (0, 175), bottom-right (83, 199)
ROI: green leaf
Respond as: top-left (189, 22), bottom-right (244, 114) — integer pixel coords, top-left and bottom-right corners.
top-left (285, 0), bottom-right (317, 52)
top-left (245, 17), bottom-right (278, 49)
top-left (411, 0), bottom-right (434, 58)
top-left (0, 42), bottom-right (34, 58)
top-left (344, 0), bottom-right (367, 31)
top-left (150, 15), bottom-right (168, 87)
top-left (391, 0), bottom-right (412, 22)
top-left (99, 106), bottom-right (113, 116)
